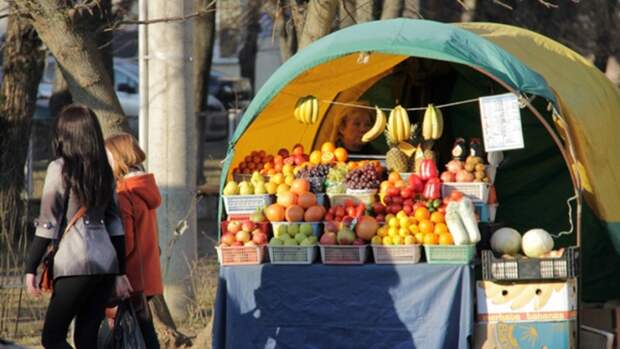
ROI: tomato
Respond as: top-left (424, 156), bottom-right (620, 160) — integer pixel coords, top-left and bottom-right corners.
top-left (345, 199), bottom-right (355, 208)
top-left (347, 206), bottom-right (357, 218)
top-left (325, 213), bottom-right (334, 221)
top-left (335, 207), bottom-right (345, 217)
top-left (355, 203), bottom-right (365, 217)
top-left (450, 190), bottom-right (464, 201)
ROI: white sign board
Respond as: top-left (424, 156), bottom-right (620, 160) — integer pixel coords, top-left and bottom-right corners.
top-left (478, 93), bottom-right (524, 152)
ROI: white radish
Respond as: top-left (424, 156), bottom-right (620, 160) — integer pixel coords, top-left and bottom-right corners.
top-left (446, 203), bottom-right (469, 245)
top-left (458, 198), bottom-right (481, 243)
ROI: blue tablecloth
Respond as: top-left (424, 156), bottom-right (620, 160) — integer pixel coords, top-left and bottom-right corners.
top-left (212, 263), bottom-right (474, 349)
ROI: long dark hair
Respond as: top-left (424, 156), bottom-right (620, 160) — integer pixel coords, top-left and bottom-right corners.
top-left (53, 104), bottom-right (114, 208)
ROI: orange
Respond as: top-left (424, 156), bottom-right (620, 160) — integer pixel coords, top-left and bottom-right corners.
top-left (394, 180), bottom-right (406, 189)
top-left (423, 233), bottom-right (439, 245)
top-left (434, 222), bottom-right (449, 235)
top-left (321, 142), bottom-right (336, 153)
top-left (418, 219), bottom-right (435, 234)
top-left (334, 147), bottom-right (348, 162)
top-left (430, 212), bottom-right (445, 224)
top-left (438, 233), bottom-right (454, 245)
top-left (309, 150), bottom-right (322, 164)
top-left (414, 207), bottom-right (430, 221)
top-left (388, 172), bottom-right (401, 183)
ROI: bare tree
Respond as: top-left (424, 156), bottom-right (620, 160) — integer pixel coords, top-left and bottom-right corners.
top-left (299, 0), bottom-right (339, 49)
top-left (381, 0), bottom-right (403, 19)
top-left (15, 0), bottom-right (128, 136)
top-left (274, 0), bottom-right (297, 61)
top-left (0, 12), bottom-right (45, 264)
top-left (238, 0), bottom-right (262, 92)
top-left (194, 0), bottom-right (217, 186)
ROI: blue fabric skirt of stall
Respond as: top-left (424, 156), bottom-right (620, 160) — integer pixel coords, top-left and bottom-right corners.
top-left (212, 263), bottom-right (474, 349)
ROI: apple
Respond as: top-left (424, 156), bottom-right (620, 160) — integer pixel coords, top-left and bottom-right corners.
top-left (232, 241), bottom-right (243, 246)
top-left (325, 221), bottom-right (339, 233)
top-left (219, 242), bottom-right (229, 248)
top-left (277, 148), bottom-right (289, 158)
top-left (352, 238), bottom-right (365, 246)
top-left (403, 205), bottom-right (413, 215)
top-left (235, 230), bottom-right (251, 243)
top-left (387, 187), bottom-right (401, 197)
top-left (227, 221), bottom-right (242, 234)
top-left (284, 156), bottom-right (296, 165)
top-left (384, 196), bottom-right (393, 205)
top-left (242, 220), bottom-right (256, 232)
top-left (372, 203), bottom-right (385, 214)
top-left (320, 231), bottom-right (337, 245)
top-left (251, 228), bottom-right (262, 236)
top-left (403, 199), bottom-right (414, 207)
top-left (392, 196), bottom-right (403, 205)
top-left (294, 155), bottom-right (305, 165)
top-left (390, 204), bottom-right (402, 214)
top-left (375, 214), bottom-right (385, 223)
top-left (244, 241), bottom-right (257, 247)
top-left (252, 232), bottom-right (268, 245)
top-left (342, 216), bottom-right (354, 228)
top-left (221, 233), bottom-right (235, 246)
top-left (337, 227), bottom-right (355, 245)
top-left (401, 188), bottom-right (413, 199)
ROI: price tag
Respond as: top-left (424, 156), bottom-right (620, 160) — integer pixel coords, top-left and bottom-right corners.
top-left (478, 93), bottom-right (524, 152)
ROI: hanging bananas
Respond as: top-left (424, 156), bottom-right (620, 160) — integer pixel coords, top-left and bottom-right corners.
top-left (422, 104), bottom-right (444, 140)
top-left (361, 106), bottom-right (387, 142)
top-left (386, 105), bottom-right (411, 143)
top-left (294, 95), bottom-right (319, 124)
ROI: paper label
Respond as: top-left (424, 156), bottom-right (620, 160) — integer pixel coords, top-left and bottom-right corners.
top-left (479, 93), bottom-right (524, 152)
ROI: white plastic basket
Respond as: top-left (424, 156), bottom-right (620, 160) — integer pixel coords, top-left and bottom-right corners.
top-left (268, 245), bottom-right (318, 264)
top-left (372, 245), bottom-right (422, 264)
top-left (216, 245), bottom-right (266, 265)
top-left (270, 221), bottom-right (322, 238)
top-left (441, 183), bottom-right (490, 203)
top-left (327, 192), bottom-right (376, 207)
top-left (222, 194), bottom-right (273, 216)
top-left (319, 245), bottom-right (368, 264)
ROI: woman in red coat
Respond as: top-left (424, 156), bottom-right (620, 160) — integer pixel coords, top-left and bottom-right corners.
top-left (105, 133), bottom-right (163, 348)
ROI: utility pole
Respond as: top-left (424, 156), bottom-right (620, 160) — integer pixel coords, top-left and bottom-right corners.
top-left (142, 0), bottom-right (197, 320)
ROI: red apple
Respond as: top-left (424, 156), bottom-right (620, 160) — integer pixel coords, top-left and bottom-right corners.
top-left (252, 232), bottom-right (268, 245)
top-left (401, 188), bottom-right (413, 199)
top-left (320, 231), bottom-right (337, 245)
top-left (284, 156), bottom-right (296, 165)
top-left (221, 233), bottom-right (235, 246)
top-left (392, 196), bottom-right (403, 205)
top-left (384, 196), bottom-right (393, 205)
top-left (387, 187), bottom-right (401, 197)
top-left (403, 199), bottom-right (414, 207)
top-left (294, 155), bottom-right (304, 165)
top-left (403, 205), bottom-right (413, 215)
top-left (375, 214), bottom-right (385, 223)
top-left (227, 221), bottom-right (242, 234)
top-left (242, 220), bottom-right (256, 233)
top-left (372, 203), bottom-right (385, 214)
top-left (251, 228), bottom-right (262, 236)
top-left (390, 204), bottom-right (402, 213)
top-left (235, 230), bottom-right (251, 243)
top-left (325, 221), bottom-right (339, 233)
top-left (277, 148), bottom-right (289, 158)
top-left (232, 241), bottom-right (243, 246)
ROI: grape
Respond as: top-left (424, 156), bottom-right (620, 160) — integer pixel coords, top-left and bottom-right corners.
top-left (295, 164), bottom-right (334, 193)
top-left (345, 164), bottom-right (380, 190)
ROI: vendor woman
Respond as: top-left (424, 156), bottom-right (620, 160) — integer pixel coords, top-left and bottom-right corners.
top-left (334, 101), bottom-right (376, 154)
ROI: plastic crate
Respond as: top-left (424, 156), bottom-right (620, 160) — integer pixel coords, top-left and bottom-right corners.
top-left (424, 244), bottom-right (476, 264)
top-left (475, 203), bottom-right (498, 223)
top-left (233, 173), bottom-right (271, 183)
top-left (441, 183), bottom-right (490, 203)
top-left (268, 245), bottom-right (318, 264)
top-left (270, 221), bottom-right (322, 238)
top-left (372, 245), bottom-right (422, 264)
top-left (222, 194), bottom-right (273, 216)
top-left (216, 245), bottom-right (266, 265)
top-left (319, 245), bottom-right (368, 264)
top-left (327, 191), bottom-right (376, 207)
top-left (481, 247), bottom-right (580, 281)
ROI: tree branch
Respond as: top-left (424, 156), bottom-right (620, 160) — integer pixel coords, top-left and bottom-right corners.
top-left (537, 0), bottom-right (559, 9)
top-left (105, 1), bottom-right (216, 31)
top-left (341, 0), bottom-right (357, 25)
top-left (493, 0), bottom-right (513, 11)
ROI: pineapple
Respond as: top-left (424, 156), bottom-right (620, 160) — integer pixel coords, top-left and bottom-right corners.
top-left (385, 130), bottom-right (409, 173)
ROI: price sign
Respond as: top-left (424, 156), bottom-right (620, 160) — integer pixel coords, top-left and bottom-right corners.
top-left (478, 93), bottom-right (525, 152)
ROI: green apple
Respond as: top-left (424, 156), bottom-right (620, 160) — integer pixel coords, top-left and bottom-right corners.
top-left (284, 238), bottom-right (298, 246)
top-left (287, 223), bottom-right (299, 235)
top-left (294, 232), bottom-right (307, 244)
top-left (269, 237), bottom-right (283, 246)
top-left (300, 223), bottom-right (313, 236)
top-left (274, 224), bottom-right (288, 238)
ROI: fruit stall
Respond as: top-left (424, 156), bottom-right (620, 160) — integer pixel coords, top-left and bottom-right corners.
top-left (211, 19), bottom-right (620, 349)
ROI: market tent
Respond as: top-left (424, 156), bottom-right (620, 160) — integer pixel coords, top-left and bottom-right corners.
top-left (221, 19), bottom-right (620, 301)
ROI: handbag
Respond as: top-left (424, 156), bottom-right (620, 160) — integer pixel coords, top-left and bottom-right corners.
top-left (39, 205), bottom-right (87, 292)
top-left (112, 301), bottom-right (148, 349)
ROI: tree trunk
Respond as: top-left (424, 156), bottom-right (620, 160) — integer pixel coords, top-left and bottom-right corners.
top-left (275, 0), bottom-right (297, 61)
top-left (355, 0), bottom-right (374, 23)
top-left (238, 0), bottom-right (262, 93)
top-left (421, 0), bottom-right (462, 21)
top-left (0, 13), bottom-right (44, 260)
top-left (339, 0), bottom-right (356, 28)
top-left (298, 0), bottom-right (339, 50)
top-left (16, 0), bottom-right (128, 137)
top-left (402, 0), bottom-right (422, 18)
top-left (290, 0), bottom-right (308, 40)
top-left (49, 64), bottom-right (73, 118)
top-left (193, 0), bottom-right (217, 185)
top-left (381, 0), bottom-right (403, 19)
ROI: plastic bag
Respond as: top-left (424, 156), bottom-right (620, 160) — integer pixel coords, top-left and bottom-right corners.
top-left (99, 301), bottom-right (147, 349)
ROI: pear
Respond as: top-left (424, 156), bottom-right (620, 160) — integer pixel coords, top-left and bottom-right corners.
top-left (250, 171), bottom-right (265, 186)
top-left (274, 225), bottom-right (288, 238)
top-left (223, 181), bottom-right (239, 196)
top-left (287, 223), bottom-right (299, 236)
top-left (239, 181), bottom-right (254, 195)
top-left (284, 238), bottom-right (298, 246)
top-left (300, 223), bottom-right (314, 236)
top-left (300, 237), bottom-right (315, 246)
top-left (269, 237), bottom-right (284, 246)
top-left (254, 182), bottom-right (267, 195)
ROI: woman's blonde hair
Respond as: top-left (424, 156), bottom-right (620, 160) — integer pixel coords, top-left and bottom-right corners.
top-left (105, 132), bottom-right (146, 179)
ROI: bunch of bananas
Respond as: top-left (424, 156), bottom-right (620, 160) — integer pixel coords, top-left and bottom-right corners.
top-left (361, 106), bottom-right (386, 143)
top-left (386, 105), bottom-right (411, 143)
top-left (294, 95), bottom-right (319, 125)
top-left (422, 104), bottom-right (444, 140)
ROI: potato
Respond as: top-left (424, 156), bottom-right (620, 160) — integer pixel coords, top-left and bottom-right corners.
top-left (474, 171), bottom-right (485, 180)
top-left (464, 163), bottom-right (475, 172)
top-left (475, 163), bottom-right (486, 172)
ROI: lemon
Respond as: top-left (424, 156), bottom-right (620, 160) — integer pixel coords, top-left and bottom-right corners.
top-left (398, 227), bottom-right (409, 237)
top-left (377, 227), bottom-right (388, 237)
top-left (284, 174), bottom-right (295, 185)
top-left (388, 227), bottom-right (399, 237)
top-left (392, 236), bottom-right (403, 245)
top-left (408, 224), bottom-right (420, 234)
top-left (382, 236), bottom-right (393, 245)
top-left (396, 211), bottom-right (408, 219)
top-left (385, 214), bottom-right (395, 223)
top-left (371, 236), bottom-right (383, 245)
top-left (404, 235), bottom-right (416, 245)
top-left (388, 217), bottom-right (399, 228)
top-left (399, 217), bottom-right (409, 228)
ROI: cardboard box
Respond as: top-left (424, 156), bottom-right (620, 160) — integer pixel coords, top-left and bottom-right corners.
top-left (474, 320), bottom-right (576, 349)
top-left (476, 279), bottom-right (577, 322)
